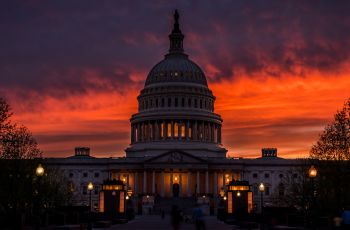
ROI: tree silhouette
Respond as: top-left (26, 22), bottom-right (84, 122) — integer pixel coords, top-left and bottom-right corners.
top-left (309, 98), bottom-right (350, 214)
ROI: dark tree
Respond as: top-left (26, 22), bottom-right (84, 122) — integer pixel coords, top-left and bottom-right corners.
top-left (0, 97), bottom-right (42, 159)
top-left (0, 97), bottom-right (72, 228)
top-left (309, 98), bottom-right (350, 215)
top-left (310, 98), bottom-right (350, 160)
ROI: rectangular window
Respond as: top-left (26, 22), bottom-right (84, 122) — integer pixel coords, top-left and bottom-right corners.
top-left (181, 125), bottom-right (185, 138)
top-left (227, 192), bottom-right (233, 214)
top-left (168, 98), bottom-right (171, 107)
top-left (94, 172), bottom-right (99, 178)
top-left (253, 185), bottom-right (258, 194)
top-left (83, 186), bottom-right (87, 195)
top-left (119, 191), bottom-right (125, 213)
top-left (265, 186), bottom-right (270, 196)
top-left (248, 191), bottom-right (253, 213)
top-left (99, 191), bottom-right (104, 213)
top-left (83, 172), bottom-right (88, 177)
top-left (189, 127), bottom-right (192, 139)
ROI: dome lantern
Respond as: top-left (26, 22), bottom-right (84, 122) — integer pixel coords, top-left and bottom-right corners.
top-left (168, 9), bottom-right (185, 56)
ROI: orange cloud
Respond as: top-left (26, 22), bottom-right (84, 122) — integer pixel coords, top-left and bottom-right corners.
top-left (211, 69), bottom-right (350, 158)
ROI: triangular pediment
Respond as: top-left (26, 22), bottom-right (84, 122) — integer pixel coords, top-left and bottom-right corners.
top-left (144, 150), bottom-right (207, 164)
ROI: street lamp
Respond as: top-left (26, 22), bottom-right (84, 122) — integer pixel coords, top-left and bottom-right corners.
top-left (259, 183), bottom-right (265, 229)
top-left (87, 182), bottom-right (94, 210)
top-left (309, 165), bottom-right (317, 178)
top-left (87, 182), bottom-right (94, 230)
top-left (259, 183), bottom-right (265, 212)
top-left (308, 165), bottom-right (317, 229)
top-left (36, 164), bottom-right (44, 177)
top-left (35, 164), bottom-right (45, 230)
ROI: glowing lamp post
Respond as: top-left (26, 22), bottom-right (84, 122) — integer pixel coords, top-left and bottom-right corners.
top-left (308, 165), bottom-right (318, 229)
top-left (87, 182), bottom-right (94, 230)
top-left (35, 164), bottom-right (45, 230)
top-left (259, 183), bottom-right (265, 214)
top-left (36, 164), bottom-right (44, 177)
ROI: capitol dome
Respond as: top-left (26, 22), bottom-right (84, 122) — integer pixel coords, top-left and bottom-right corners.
top-left (145, 56), bottom-right (208, 87)
top-left (126, 10), bottom-right (227, 158)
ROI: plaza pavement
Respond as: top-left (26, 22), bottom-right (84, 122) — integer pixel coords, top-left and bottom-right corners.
top-left (102, 215), bottom-right (234, 230)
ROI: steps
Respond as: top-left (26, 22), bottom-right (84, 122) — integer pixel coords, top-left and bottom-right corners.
top-left (153, 197), bottom-right (197, 215)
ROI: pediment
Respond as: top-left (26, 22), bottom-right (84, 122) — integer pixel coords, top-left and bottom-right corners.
top-left (144, 150), bottom-right (207, 164)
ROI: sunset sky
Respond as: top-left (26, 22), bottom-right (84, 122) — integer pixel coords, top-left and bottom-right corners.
top-left (1, 1), bottom-right (350, 158)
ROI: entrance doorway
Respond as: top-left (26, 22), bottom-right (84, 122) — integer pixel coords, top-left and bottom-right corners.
top-left (173, 183), bottom-right (180, 197)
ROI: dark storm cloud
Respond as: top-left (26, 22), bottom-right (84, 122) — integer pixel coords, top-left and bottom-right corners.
top-left (1, 0), bottom-right (350, 96)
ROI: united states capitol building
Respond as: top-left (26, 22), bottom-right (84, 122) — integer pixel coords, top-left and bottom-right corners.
top-left (46, 11), bottom-right (306, 214)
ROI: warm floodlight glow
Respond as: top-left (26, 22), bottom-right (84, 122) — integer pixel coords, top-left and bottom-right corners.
top-left (309, 165), bottom-right (317, 178)
top-left (259, 183), bottom-right (265, 192)
top-left (36, 164), bottom-right (44, 177)
top-left (237, 191), bottom-right (241, 197)
top-left (87, 182), bottom-right (94, 191)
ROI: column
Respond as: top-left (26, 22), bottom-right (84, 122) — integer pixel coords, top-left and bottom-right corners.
top-left (193, 121), bottom-right (197, 141)
top-left (201, 121), bottom-right (205, 141)
top-left (209, 123), bottom-right (212, 142)
top-left (143, 170), bottom-right (147, 193)
top-left (134, 172), bottom-right (138, 194)
top-left (187, 171), bottom-right (192, 197)
top-left (155, 122), bottom-right (159, 140)
top-left (205, 170), bottom-right (209, 194)
top-left (179, 173), bottom-right (182, 195)
top-left (137, 123), bottom-right (140, 142)
top-left (126, 173), bottom-right (129, 190)
top-left (131, 125), bottom-right (134, 143)
top-left (222, 172), bottom-right (225, 188)
top-left (196, 171), bottom-right (200, 194)
top-left (171, 120), bottom-right (174, 139)
top-left (152, 171), bottom-right (156, 194)
top-left (163, 120), bottom-right (167, 140)
top-left (213, 171), bottom-right (218, 195)
top-left (170, 172), bottom-right (173, 195)
top-left (161, 171), bottom-right (165, 197)
top-left (185, 120), bottom-right (189, 140)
